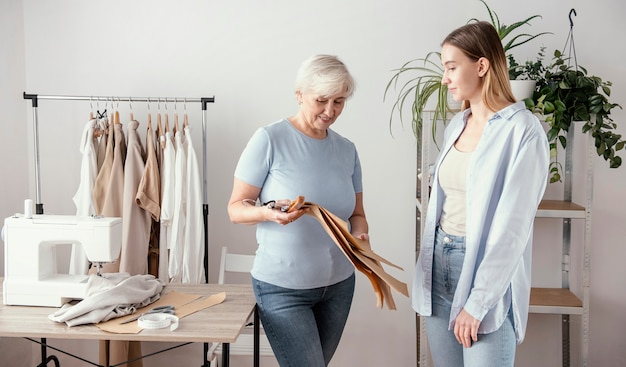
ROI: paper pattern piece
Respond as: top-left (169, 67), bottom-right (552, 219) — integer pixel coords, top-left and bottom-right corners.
top-left (304, 202), bottom-right (408, 310)
top-left (97, 291), bottom-right (226, 334)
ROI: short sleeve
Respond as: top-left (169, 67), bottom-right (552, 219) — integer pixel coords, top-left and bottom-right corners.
top-left (234, 128), bottom-right (272, 188)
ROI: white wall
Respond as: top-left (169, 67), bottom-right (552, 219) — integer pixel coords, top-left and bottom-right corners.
top-left (0, 0), bottom-right (31, 365)
top-left (1, 0), bottom-right (625, 366)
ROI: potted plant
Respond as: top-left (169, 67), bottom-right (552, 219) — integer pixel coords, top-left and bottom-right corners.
top-left (384, 0), bottom-right (550, 142)
top-left (527, 49), bottom-right (624, 182)
top-left (508, 48), bottom-right (547, 80)
top-left (508, 47), bottom-right (548, 102)
top-left (472, 0), bottom-right (551, 100)
top-left (384, 51), bottom-right (450, 142)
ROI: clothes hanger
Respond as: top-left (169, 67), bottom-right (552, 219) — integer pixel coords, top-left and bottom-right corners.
top-left (173, 98), bottom-right (179, 134)
top-left (157, 98), bottom-right (163, 133)
top-left (164, 98), bottom-right (170, 135)
top-left (129, 97), bottom-right (134, 121)
top-left (96, 97), bottom-right (107, 120)
top-left (174, 99), bottom-right (178, 134)
top-left (89, 96), bottom-right (95, 120)
top-left (114, 97), bottom-right (120, 125)
top-left (156, 98), bottom-right (164, 135)
top-left (90, 96), bottom-right (104, 139)
top-left (183, 97), bottom-right (189, 128)
top-left (147, 97), bottom-right (153, 131)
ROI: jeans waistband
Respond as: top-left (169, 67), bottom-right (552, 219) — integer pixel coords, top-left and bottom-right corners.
top-left (435, 226), bottom-right (466, 248)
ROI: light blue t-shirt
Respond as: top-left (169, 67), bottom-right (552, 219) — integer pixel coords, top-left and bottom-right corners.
top-left (234, 119), bottom-right (362, 289)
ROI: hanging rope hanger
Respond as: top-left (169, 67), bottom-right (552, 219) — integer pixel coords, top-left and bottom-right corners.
top-left (563, 8), bottom-right (578, 70)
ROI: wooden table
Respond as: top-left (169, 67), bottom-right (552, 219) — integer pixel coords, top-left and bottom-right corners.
top-left (0, 280), bottom-right (259, 367)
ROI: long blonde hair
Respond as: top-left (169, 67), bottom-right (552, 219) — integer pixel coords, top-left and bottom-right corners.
top-left (442, 21), bottom-right (515, 111)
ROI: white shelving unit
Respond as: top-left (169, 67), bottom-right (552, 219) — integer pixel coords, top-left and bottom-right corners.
top-left (416, 112), bottom-right (591, 367)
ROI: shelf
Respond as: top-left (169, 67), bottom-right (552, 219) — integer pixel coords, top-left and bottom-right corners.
top-left (417, 199), bottom-right (585, 218)
top-left (536, 200), bottom-right (586, 218)
top-left (529, 287), bottom-right (583, 315)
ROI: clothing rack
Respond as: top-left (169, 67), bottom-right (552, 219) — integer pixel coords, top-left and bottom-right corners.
top-left (22, 92), bottom-right (215, 284)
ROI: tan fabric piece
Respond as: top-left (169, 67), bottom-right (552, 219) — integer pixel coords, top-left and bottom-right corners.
top-left (97, 291), bottom-right (226, 334)
top-left (303, 202), bottom-right (408, 310)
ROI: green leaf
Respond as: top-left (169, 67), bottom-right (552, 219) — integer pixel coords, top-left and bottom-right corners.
top-left (543, 101), bottom-right (555, 114)
top-left (558, 135), bottom-right (567, 149)
top-left (610, 156), bottom-right (622, 168)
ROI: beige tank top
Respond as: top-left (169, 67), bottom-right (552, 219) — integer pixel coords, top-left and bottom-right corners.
top-left (438, 146), bottom-right (471, 236)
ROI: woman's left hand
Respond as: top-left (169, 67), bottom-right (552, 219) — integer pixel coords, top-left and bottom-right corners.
top-left (353, 233), bottom-right (369, 241)
top-left (454, 308), bottom-right (481, 348)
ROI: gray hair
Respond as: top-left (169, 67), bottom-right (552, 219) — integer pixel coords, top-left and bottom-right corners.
top-left (294, 55), bottom-right (356, 98)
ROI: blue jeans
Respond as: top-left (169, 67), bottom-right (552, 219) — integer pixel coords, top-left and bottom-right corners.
top-left (252, 273), bottom-right (355, 367)
top-left (425, 227), bottom-right (516, 367)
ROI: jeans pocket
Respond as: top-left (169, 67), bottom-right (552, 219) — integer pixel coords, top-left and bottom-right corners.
top-left (442, 244), bottom-right (465, 295)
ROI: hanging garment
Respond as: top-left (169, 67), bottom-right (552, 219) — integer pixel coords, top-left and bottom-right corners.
top-left (120, 120), bottom-right (151, 276)
top-left (70, 118), bottom-right (98, 275)
top-left (73, 118), bottom-right (98, 215)
top-left (101, 120), bottom-right (127, 219)
top-left (92, 118), bottom-right (127, 275)
top-left (93, 118), bottom-right (141, 367)
top-left (168, 130), bottom-right (187, 283)
top-left (92, 120), bottom-right (115, 216)
top-left (181, 126), bottom-right (204, 284)
top-left (136, 122), bottom-right (161, 221)
top-left (158, 130), bottom-right (175, 283)
top-left (96, 118), bottom-right (109, 173)
top-left (136, 122), bottom-right (161, 277)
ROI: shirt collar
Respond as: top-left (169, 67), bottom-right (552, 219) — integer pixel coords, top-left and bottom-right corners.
top-left (495, 101), bottom-right (527, 122)
top-left (463, 101), bottom-right (527, 124)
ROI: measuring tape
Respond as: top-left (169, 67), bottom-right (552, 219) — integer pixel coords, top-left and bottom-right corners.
top-left (138, 313), bottom-right (179, 331)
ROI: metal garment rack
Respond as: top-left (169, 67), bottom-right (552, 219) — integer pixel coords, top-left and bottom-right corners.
top-left (23, 92), bottom-right (219, 367)
top-left (23, 91), bottom-right (215, 283)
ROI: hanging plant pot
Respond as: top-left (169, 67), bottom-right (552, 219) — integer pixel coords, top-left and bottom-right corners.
top-left (510, 80), bottom-right (536, 102)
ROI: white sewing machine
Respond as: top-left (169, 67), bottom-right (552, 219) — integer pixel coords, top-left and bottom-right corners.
top-left (2, 214), bottom-right (122, 307)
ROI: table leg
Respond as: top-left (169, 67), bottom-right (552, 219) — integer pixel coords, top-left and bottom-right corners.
top-left (37, 338), bottom-right (60, 367)
top-left (254, 307), bottom-right (260, 367)
top-left (221, 343), bottom-right (229, 367)
top-left (202, 342), bottom-right (210, 367)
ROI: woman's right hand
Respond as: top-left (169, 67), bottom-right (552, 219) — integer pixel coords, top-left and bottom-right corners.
top-left (268, 199), bottom-right (308, 225)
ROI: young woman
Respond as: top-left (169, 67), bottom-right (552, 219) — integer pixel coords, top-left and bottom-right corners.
top-left (412, 21), bottom-right (550, 366)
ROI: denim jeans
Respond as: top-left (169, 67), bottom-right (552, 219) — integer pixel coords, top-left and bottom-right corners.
top-left (252, 273), bottom-right (355, 367)
top-left (425, 227), bottom-right (516, 367)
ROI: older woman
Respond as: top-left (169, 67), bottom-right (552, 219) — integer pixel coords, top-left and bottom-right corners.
top-left (227, 54), bottom-right (369, 367)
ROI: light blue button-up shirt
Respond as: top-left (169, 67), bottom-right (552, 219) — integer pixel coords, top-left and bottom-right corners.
top-left (412, 101), bottom-right (549, 343)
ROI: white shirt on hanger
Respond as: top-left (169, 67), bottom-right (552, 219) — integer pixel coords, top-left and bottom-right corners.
top-left (159, 131), bottom-right (176, 282)
top-left (70, 118), bottom-right (98, 275)
top-left (182, 125), bottom-right (203, 284)
top-left (168, 130), bottom-right (187, 283)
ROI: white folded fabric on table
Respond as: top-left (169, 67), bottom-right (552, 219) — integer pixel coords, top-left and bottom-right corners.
top-left (49, 273), bottom-right (164, 326)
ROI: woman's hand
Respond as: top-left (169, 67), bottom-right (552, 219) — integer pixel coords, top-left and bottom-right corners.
top-left (454, 308), bottom-right (481, 348)
top-left (270, 199), bottom-right (308, 225)
top-left (352, 233), bottom-right (369, 241)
